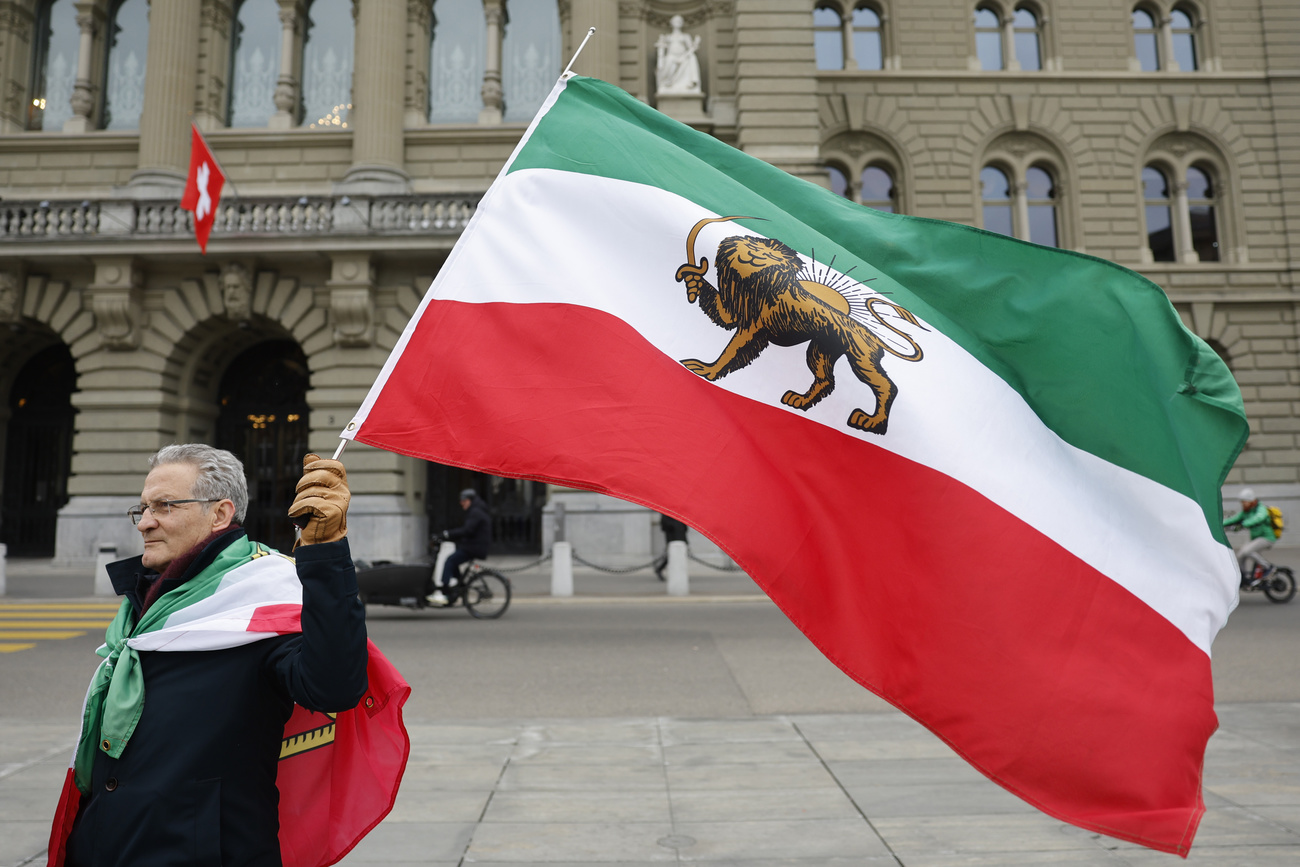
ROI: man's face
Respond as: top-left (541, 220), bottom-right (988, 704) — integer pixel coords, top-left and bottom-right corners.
top-left (137, 462), bottom-right (220, 571)
top-left (1243, 499), bottom-right (1258, 511)
top-left (460, 498), bottom-right (471, 511)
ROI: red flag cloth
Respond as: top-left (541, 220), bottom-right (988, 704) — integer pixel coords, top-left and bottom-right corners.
top-left (47, 640), bottom-right (409, 867)
top-left (180, 124), bottom-right (225, 253)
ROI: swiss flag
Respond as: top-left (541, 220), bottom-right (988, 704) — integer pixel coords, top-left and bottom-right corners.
top-left (180, 124), bottom-right (225, 253)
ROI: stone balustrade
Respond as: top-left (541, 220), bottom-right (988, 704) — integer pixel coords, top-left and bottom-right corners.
top-left (0, 194), bottom-right (480, 241)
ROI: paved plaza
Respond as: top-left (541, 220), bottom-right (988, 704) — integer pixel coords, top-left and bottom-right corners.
top-left (1, 552), bottom-right (1298, 866)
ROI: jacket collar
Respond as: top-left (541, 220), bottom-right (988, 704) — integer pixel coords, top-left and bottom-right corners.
top-left (107, 528), bottom-right (248, 611)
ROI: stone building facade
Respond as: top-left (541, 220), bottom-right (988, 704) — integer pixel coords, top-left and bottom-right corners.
top-left (0, 0), bottom-right (1297, 565)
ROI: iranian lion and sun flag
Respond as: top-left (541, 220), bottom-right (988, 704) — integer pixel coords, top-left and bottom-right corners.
top-left (341, 75), bottom-right (1247, 856)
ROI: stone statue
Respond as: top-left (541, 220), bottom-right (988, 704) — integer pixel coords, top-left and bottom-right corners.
top-left (656, 15), bottom-right (703, 96)
top-left (220, 262), bottom-right (252, 322)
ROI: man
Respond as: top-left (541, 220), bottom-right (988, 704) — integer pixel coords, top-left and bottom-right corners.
top-left (55, 444), bottom-right (372, 866)
top-left (430, 488), bottom-right (492, 605)
top-left (1224, 486), bottom-right (1280, 581)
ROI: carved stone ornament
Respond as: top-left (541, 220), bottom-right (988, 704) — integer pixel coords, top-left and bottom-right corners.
top-left (0, 270), bottom-right (22, 323)
top-left (220, 262), bottom-right (253, 322)
top-left (89, 259), bottom-right (144, 350)
top-left (330, 287), bottom-right (373, 347)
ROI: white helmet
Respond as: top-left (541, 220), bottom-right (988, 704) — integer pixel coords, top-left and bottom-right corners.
top-left (1238, 487), bottom-right (1257, 502)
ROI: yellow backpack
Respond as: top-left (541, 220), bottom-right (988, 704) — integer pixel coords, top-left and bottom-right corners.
top-left (1267, 505), bottom-right (1285, 538)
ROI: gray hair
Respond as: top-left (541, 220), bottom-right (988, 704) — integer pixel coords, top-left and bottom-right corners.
top-left (149, 444), bottom-right (249, 524)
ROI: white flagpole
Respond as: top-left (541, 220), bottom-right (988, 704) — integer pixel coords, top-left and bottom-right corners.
top-left (563, 27), bottom-right (597, 78)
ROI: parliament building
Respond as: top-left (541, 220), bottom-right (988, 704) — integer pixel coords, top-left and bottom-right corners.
top-left (0, 0), bottom-right (1297, 565)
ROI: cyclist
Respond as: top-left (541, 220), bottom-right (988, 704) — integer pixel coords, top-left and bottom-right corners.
top-left (429, 488), bottom-right (492, 605)
top-left (1223, 487), bottom-right (1279, 584)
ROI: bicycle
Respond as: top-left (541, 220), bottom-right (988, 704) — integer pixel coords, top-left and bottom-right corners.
top-left (434, 560), bottom-right (513, 619)
top-left (1239, 559), bottom-right (1296, 604)
top-left (354, 558), bottom-right (513, 618)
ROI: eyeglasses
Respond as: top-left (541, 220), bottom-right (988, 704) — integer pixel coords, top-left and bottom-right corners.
top-left (127, 499), bottom-right (222, 525)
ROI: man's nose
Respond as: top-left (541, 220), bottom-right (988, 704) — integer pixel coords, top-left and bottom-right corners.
top-left (137, 508), bottom-right (160, 531)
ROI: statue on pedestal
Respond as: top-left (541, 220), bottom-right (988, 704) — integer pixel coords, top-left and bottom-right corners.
top-left (656, 15), bottom-right (702, 97)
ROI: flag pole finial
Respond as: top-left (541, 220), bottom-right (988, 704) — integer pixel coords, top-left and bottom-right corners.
top-left (563, 27), bottom-right (597, 78)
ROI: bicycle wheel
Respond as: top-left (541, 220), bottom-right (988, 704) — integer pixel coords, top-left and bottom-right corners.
top-left (464, 569), bottom-right (512, 619)
top-left (1264, 567), bottom-right (1297, 603)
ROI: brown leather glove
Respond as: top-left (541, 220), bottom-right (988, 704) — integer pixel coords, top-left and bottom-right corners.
top-left (288, 453), bottom-right (349, 548)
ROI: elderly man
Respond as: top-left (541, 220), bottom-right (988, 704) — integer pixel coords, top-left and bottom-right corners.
top-left (54, 444), bottom-right (374, 867)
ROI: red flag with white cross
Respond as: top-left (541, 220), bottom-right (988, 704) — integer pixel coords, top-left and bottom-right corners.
top-left (180, 124), bottom-right (225, 253)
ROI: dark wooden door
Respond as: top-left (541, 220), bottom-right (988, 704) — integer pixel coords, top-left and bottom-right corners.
top-left (215, 341), bottom-right (309, 553)
top-left (2, 344), bottom-right (76, 556)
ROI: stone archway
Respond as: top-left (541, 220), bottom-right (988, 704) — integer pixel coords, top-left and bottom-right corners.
top-left (2, 342), bottom-right (76, 556)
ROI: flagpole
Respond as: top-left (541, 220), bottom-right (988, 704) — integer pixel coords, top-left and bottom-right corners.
top-left (563, 27), bottom-right (597, 78)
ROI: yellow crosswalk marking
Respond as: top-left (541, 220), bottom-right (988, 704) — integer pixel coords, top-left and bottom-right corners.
top-left (0, 602), bottom-right (120, 651)
top-left (0, 630), bottom-right (87, 640)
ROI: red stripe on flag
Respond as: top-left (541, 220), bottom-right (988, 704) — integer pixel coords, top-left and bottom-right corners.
top-left (357, 299), bottom-right (1213, 854)
top-left (247, 603), bottom-right (301, 634)
top-left (46, 767), bottom-right (80, 867)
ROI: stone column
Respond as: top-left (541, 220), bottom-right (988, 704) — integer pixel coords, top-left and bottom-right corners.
top-left (404, 0), bottom-right (432, 127)
top-left (194, 0), bottom-right (236, 130)
top-left (64, 1), bottom-right (104, 133)
top-left (342, 0), bottom-right (409, 192)
top-left (269, 0), bottom-right (306, 129)
top-left (0, 0), bottom-right (35, 132)
top-left (1002, 12), bottom-right (1020, 71)
top-left (1160, 13), bottom-right (1179, 72)
top-left (478, 0), bottom-right (503, 124)
top-left (1172, 176), bottom-right (1196, 262)
top-left (1012, 178), bottom-right (1030, 243)
top-left (130, 0), bottom-right (202, 195)
top-left (733, 0), bottom-right (822, 183)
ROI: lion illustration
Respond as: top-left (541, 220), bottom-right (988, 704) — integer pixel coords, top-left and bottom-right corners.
top-left (675, 217), bottom-right (925, 435)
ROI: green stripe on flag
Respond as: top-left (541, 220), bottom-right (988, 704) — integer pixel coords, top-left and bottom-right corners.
top-left (510, 76), bottom-right (1247, 541)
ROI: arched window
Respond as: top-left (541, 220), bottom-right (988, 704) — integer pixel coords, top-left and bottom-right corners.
top-left (1171, 7), bottom-right (1198, 71)
top-left (28, 0), bottom-right (79, 130)
top-left (1025, 165), bottom-right (1057, 247)
top-left (1186, 164), bottom-right (1218, 262)
top-left (502, 0), bottom-right (559, 122)
top-left (975, 7), bottom-right (1003, 71)
top-left (825, 164), bottom-right (850, 198)
top-left (852, 6), bottom-right (884, 71)
top-left (861, 165), bottom-right (896, 212)
top-left (981, 166), bottom-right (1013, 235)
top-left (1013, 7), bottom-right (1041, 71)
top-left (102, 0), bottom-right (148, 130)
top-left (981, 158), bottom-right (1063, 247)
top-left (303, 0), bottom-right (354, 128)
top-left (814, 5), bottom-right (845, 71)
top-left (1132, 8), bottom-right (1160, 71)
top-left (429, 0), bottom-right (487, 122)
top-left (228, 0), bottom-right (281, 128)
top-left (1142, 165), bottom-right (1175, 261)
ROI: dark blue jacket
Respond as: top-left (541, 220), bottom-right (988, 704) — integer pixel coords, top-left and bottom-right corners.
top-left (447, 497), bottom-right (493, 559)
top-left (65, 530), bottom-right (367, 867)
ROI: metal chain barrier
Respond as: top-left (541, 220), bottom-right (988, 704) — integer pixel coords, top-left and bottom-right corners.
top-left (570, 552), bottom-right (664, 574)
top-left (687, 550), bottom-right (745, 572)
top-left (485, 552), bottom-right (554, 574)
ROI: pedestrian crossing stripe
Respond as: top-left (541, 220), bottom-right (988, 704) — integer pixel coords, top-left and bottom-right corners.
top-left (0, 602), bottom-right (119, 653)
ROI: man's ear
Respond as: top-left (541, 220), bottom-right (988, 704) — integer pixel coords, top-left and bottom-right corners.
top-left (211, 499), bottom-right (237, 531)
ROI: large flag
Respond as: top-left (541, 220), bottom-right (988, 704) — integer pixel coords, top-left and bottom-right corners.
top-left (342, 75), bottom-right (1246, 855)
top-left (180, 123), bottom-right (225, 253)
